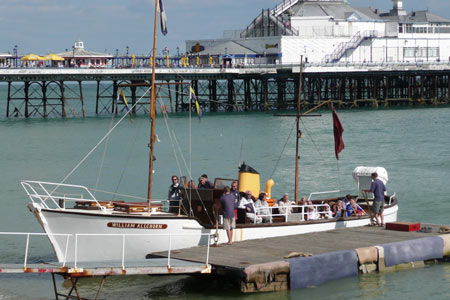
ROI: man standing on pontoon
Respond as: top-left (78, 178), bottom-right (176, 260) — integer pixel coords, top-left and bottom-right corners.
top-left (220, 186), bottom-right (236, 245)
top-left (364, 172), bottom-right (386, 226)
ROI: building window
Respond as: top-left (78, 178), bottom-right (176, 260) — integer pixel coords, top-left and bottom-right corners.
top-left (404, 47), bottom-right (439, 58)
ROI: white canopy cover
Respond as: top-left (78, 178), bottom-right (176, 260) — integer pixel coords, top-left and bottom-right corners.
top-left (352, 166), bottom-right (388, 185)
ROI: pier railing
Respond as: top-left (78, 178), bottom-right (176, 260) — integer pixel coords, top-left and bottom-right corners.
top-left (0, 232), bottom-right (71, 268)
top-left (0, 232), bottom-right (213, 270)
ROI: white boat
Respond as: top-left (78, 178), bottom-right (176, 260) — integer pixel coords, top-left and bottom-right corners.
top-left (23, 165), bottom-right (397, 263)
top-left (22, 1), bottom-right (398, 263)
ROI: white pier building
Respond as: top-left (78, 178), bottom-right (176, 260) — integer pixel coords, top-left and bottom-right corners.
top-left (186, 0), bottom-right (450, 65)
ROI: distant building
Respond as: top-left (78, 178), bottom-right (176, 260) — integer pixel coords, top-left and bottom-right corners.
top-left (186, 0), bottom-right (450, 65)
top-left (0, 53), bottom-right (12, 67)
top-left (57, 40), bottom-right (113, 68)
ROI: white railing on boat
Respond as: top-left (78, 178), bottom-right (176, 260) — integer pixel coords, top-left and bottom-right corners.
top-left (0, 232), bottom-right (213, 270)
top-left (21, 180), bottom-right (107, 211)
top-left (253, 204), bottom-right (333, 224)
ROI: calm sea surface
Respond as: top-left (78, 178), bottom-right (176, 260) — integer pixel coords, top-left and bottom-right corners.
top-left (0, 93), bottom-right (449, 299)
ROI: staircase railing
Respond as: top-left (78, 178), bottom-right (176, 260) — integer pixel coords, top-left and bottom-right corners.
top-left (240, 9), bottom-right (298, 38)
top-left (271, 0), bottom-right (300, 17)
top-left (323, 30), bottom-right (378, 63)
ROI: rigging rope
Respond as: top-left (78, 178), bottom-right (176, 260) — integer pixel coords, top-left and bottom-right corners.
top-left (94, 99), bottom-right (117, 196)
top-left (55, 87), bottom-right (151, 191)
top-left (112, 121), bottom-right (143, 201)
top-left (270, 119), bottom-right (296, 179)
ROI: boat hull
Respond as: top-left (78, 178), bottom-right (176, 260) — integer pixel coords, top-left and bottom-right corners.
top-left (28, 202), bottom-right (398, 263)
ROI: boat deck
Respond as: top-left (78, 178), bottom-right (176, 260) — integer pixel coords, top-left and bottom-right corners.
top-left (154, 223), bottom-right (445, 269)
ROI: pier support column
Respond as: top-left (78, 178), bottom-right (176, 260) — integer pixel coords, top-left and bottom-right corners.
top-left (384, 76), bottom-right (389, 108)
top-left (131, 85), bottom-right (137, 114)
top-left (78, 81), bottom-right (85, 117)
top-left (24, 81), bottom-right (29, 118)
top-left (96, 80), bottom-right (100, 115)
top-left (42, 81), bottom-right (47, 118)
top-left (227, 79), bottom-right (234, 112)
top-left (112, 80), bottom-right (118, 115)
top-left (209, 80), bottom-right (217, 112)
top-left (6, 81), bottom-right (11, 117)
top-left (60, 81), bottom-right (66, 118)
top-left (175, 80), bottom-right (180, 112)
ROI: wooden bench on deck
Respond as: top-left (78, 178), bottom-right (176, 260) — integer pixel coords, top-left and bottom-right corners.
top-left (113, 202), bottom-right (162, 213)
top-left (74, 200), bottom-right (124, 210)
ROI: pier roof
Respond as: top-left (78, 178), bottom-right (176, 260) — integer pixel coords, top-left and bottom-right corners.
top-left (286, 1), bottom-right (378, 21)
top-left (56, 40), bottom-right (113, 59)
top-left (198, 40), bottom-right (257, 56)
top-left (405, 10), bottom-right (450, 23)
top-left (56, 48), bottom-right (113, 58)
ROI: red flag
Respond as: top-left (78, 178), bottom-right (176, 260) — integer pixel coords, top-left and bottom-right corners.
top-left (332, 108), bottom-right (344, 160)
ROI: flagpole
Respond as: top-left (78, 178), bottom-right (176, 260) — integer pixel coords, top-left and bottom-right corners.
top-left (294, 55), bottom-right (303, 205)
top-left (148, 0), bottom-right (159, 209)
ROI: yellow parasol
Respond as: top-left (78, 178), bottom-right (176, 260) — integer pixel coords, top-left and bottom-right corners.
top-left (44, 54), bottom-right (65, 61)
top-left (21, 54), bottom-right (46, 61)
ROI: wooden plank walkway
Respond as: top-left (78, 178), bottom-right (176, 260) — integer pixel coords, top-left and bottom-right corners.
top-left (155, 223), bottom-right (445, 270)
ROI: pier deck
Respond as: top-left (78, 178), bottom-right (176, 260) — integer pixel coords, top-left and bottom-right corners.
top-left (155, 223), bottom-right (444, 269)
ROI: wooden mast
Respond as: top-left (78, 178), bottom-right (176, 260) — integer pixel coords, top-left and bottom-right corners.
top-left (148, 0), bottom-right (159, 208)
top-left (295, 55), bottom-right (303, 205)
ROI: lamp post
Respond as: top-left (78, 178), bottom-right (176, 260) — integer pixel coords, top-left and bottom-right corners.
top-left (13, 45), bottom-right (18, 68)
top-left (126, 46), bottom-right (129, 67)
top-left (116, 49), bottom-right (119, 67)
top-left (72, 45), bottom-right (75, 67)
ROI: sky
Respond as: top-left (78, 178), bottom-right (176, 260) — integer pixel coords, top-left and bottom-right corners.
top-left (1, 0), bottom-right (450, 56)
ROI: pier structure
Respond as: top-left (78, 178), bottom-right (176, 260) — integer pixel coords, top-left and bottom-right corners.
top-left (0, 223), bottom-right (448, 297)
top-left (155, 223), bottom-right (450, 293)
top-left (1, 64), bottom-right (450, 118)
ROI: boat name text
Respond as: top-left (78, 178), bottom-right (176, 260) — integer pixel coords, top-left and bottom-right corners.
top-left (107, 222), bottom-right (168, 229)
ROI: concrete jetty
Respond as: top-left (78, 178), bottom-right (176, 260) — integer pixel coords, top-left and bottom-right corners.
top-left (154, 223), bottom-right (450, 293)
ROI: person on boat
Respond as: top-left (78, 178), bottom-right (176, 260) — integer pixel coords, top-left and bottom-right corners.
top-left (198, 174), bottom-right (214, 189)
top-left (299, 197), bottom-right (308, 220)
top-left (278, 193), bottom-right (293, 215)
top-left (363, 172), bottom-right (386, 226)
top-left (230, 181), bottom-right (240, 205)
top-left (342, 194), bottom-right (352, 208)
top-left (255, 193), bottom-right (271, 223)
top-left (307, 201), bottom-right (319, 220)
top-left (238, 190), bottom-right (261, 223)
top-left (320, 203), bottom-right (333, 219)
top-left (220, 186), bottom-right (237, 245)
top-left (167, 175), bottom-right (182, 213)
top-left (332, 200), bottom-right (345, 218)
top-left (345, 199), bottom-right (366, 217)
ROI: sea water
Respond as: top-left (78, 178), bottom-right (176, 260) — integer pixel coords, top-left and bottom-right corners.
top-left (0, 101), bottom-right (449, 299)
